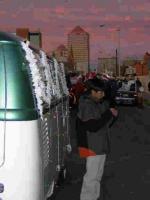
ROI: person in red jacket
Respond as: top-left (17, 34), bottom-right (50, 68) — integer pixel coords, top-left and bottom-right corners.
top-left (71, 77), bottom-right (85, 104)
top-left (76, 78), bottom-right (118, 200)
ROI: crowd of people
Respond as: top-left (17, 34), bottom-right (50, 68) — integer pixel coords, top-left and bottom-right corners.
top-left (66, 71), bottom-right (119, 200)
top-left (66, 72), bottom-right (119, 109)
top-left (66, 71), bottom-right (145, 109)
top-left (65, 71), bottom-right (146, 200)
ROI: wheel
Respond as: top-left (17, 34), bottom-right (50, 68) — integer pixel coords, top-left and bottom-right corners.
top-left (46, 180), bottom-right (60, 200)
top-left (46, 180), bottom-right (55, 200)
top-left (47, 167), bottom-right (68, 200)
top-left (56, 166), bottom-right (67, 186)
top-left (56, 163), bottom-right (73, 187)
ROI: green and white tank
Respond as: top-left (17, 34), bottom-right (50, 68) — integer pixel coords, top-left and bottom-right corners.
top-left (0, 32), bottom-right (39, 121)
top-left (0, 32), bottom-right (70, 200)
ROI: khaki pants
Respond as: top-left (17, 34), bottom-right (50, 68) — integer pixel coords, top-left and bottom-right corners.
top-left (80, 155), bottom-right (106, 200)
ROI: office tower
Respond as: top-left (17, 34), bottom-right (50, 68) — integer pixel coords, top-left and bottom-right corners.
top-left (68, 26), bottom-right (89, 74)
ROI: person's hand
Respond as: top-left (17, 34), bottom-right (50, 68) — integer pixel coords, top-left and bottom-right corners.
top-left (110, 108), bottom-right (118, 117)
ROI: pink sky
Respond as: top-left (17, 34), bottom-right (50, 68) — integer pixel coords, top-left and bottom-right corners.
top-left (0, 0), bottom-right (150, 65)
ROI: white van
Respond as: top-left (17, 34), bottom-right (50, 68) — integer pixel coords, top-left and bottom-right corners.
top-left (0, 32), bottom-right (70, 200)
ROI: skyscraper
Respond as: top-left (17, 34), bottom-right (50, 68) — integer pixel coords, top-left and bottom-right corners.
top-left (68, 26), bottom-right (90, 74)
top-left (54, 44), bottom-right (69, 71)
top-left (54, 44), bottom-right (68, 63)
top-left (29, 31), bottom-right (42, 48)
top-left (16, 28), bottom-right (29, 40)
top-left (16, 28), bottom-right (42, 48)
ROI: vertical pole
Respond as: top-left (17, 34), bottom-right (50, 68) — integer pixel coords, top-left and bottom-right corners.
top-left (116, 48), bottom-right (118, 76)
top-left (118, 28), bottom-right (121, 77)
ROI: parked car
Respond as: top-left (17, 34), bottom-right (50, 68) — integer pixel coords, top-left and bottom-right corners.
top-left (115, 79), bottom-right (138, 105)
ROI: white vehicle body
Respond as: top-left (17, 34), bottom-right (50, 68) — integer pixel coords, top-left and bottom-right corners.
top-left (0, 32), bottom-right (70, 200)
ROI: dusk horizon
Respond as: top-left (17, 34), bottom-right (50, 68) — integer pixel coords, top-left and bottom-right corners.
top-left (0, 0), bottom-right (149, 65)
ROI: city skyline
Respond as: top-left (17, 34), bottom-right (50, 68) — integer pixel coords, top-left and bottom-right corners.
top-left (0, 0), bottom-right (150, 65)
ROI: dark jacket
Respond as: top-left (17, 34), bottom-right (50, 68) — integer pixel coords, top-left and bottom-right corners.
top-left (148, 81), bottom-right (150, 91)
top-left (76, 92), bottom-right (115, 157)
top-left (104, 79), bottom-right (118, 108)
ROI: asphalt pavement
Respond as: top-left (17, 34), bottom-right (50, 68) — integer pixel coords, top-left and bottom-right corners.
top-left (50, 104), bottom-right (150, 200)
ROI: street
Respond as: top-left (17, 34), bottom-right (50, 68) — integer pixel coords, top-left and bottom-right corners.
top-left (50, 105), bottom-right (150, 200)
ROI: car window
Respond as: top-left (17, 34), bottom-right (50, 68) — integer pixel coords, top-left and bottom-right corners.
top-left (130, 83), bottom-right (136, 91)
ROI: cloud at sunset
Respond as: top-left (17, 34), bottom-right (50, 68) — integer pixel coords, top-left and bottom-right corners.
top-left (0, 0), bottom-right (149, 64)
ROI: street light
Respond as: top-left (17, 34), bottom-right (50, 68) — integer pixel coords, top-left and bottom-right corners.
top-left (99, 24), bottom-right (121, 77)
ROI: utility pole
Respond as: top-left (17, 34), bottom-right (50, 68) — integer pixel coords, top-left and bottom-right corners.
top-left (99, 24), bottom-right (121, 77)
top-left (116, 48), bottom-right (118, 76)
top-left (117, 28), bottom-right (121, 77)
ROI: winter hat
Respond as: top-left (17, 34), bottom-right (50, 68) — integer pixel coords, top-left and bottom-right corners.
top-left (84, 78), bottom-right (105, 91)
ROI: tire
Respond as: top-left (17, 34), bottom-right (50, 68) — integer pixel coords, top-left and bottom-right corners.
top-left (56, 166), bottom-right (67, 186)
top-left (47, 183), bottom-right (59, 200)
top-left (47, 167), bottom-right (69, 200)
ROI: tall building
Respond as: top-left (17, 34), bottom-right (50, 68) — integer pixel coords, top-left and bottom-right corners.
top-left (67, 45), bottom-right (75, 72)
top-left (144, 52), bottom-right (150, 70)
top-left (121, 54), bottom-right (149, 76)
top-left (97, 57), bottom-right (116, 76)
top-left (16, 28), bottom-right (42, 48)
top-left (68, 26), bottom-right (90, 74)
top-left (54, 44), bottom-right (69, 71)
top-left (16, 28), bottom-right (29, 40)
top-left (54, 44), bottom-right (68, 62)
top-left (134, 61), bottom-right (148, 76)
top-left (123, 57), bottom-right (136, 67)
top-left (29, 31), bottom-right (42, 48)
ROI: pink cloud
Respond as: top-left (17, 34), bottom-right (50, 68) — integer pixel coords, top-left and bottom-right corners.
top-left (124, 16), bottom-right (132, 21)
top-left (107, 27), bottom-right (120, 32)
top-left (122, 29), bottom-right (149, 45)
top-left (0, 0), bottom-right (149, 60)
top-left (119, 5), bottom-right (130, 12)
top-left (103, 15), bottom-right (124, 22)
top-left (130, 27), bottom-right (142, 32)
top-left (0, 10), bottom-right (6, 16)
top-left (33, 6), bottom-right (71, 22)
top-left (12, 14), bottom-right (17, 18)
top-left (144, 16), bottom-right (150, 21)
top-left (43, 35), bottom-right (66, 53)
top-left (55, 6), bottom-right (66, 15)
top-left (131, 3), bottom-right (150, 12)
top-left (90, 5), bottom-right (105, 14)
top-left (33, 8), bottom-right (52, 22)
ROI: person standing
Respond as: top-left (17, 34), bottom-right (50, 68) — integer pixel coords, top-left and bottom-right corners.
top-left (136, 77), bottom-right (144, 108)
top-left (148, 81), bottom-right (150, 92)
top-left (76, 78), bottom-right (118, 200)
